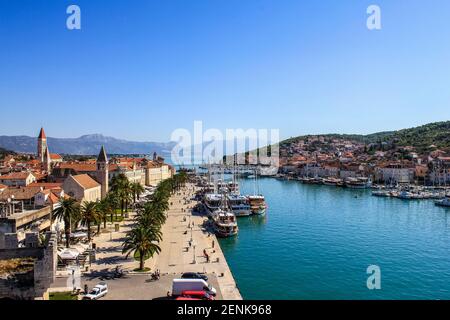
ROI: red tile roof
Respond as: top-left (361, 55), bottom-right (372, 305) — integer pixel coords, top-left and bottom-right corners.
top-left (59, 163), bottom-right (97, 172)
top-left (48, 192), bottom-right (60, 204)
top-left (50, 153), bottom-right (62, 160)
top-left (0, 172), bottom-right (34, 180)
top-left (0, 186), bottom-right (42, 201)
top-left (29, 182), bottom-right (63, 189)
top-left (71, 174), bottom-right (100, 190)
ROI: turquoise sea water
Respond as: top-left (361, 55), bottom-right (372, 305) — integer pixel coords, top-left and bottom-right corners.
top-left (218, 177), bottom-right (450, 300)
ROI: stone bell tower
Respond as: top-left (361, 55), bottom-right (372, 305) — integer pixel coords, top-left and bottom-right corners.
top-left (37, 127), bottom-right (47, 163)
top-left (43, 145), bottom-right (51, 172)
top-left (96, 145), bottom-right (109, 199)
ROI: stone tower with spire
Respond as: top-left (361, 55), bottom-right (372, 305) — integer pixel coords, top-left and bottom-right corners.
top-left (43, 145), bottom-right (51, 172)
top-left (96, 145), bottom-right (109, 199)
top-left (37, 127), bottom-right (47, 163)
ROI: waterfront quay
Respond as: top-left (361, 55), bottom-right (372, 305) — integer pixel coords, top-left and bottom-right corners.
top-left (148, 182), bottom-right (242, 300)
top-left (52, 182), bottom-right (241, 300)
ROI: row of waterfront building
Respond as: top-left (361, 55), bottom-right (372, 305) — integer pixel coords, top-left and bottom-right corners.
top-left (0, 127), bottom-right (173, 248)
top-left (279, 136), bottom-right (450, 186)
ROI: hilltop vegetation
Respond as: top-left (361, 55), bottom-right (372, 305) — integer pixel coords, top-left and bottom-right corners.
top-left (282, 121), bottom-right (450, 154)
top-left (0, 147), bottom-right (15, 159)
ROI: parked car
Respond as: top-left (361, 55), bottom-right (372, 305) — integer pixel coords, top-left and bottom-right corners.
top-left (175, 297), bottom-right (201, 300)
top-left (172, 279), bottom-right (217, 296)
top-left (182, 290), bottom-right (215, 301)
top-left (82, 283), bottom-right (108, 300)
top-left (181, 272), bottom-right (208, 281)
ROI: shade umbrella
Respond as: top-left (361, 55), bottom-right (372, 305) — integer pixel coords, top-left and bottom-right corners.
top-left (58, 248), bottom-right (80, 260)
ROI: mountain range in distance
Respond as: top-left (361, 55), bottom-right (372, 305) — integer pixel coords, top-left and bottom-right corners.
top-left (1, 121), bottom-right (449, 158)
top-left (0, 133), bottom-right (176, 157)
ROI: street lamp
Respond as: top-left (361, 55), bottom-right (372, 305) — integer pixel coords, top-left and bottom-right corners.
top-left (11, 195), bottom-right (15, 214)
top-left (193, 245), bottom-right (196, 264)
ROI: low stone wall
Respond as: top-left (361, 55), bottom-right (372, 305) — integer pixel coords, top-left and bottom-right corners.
top-left (0, 270), bottom-right (35, 300)
top-left (0, 247), bottom-right (44, 260)
top-left (0, 232), bottom-right (57, 299)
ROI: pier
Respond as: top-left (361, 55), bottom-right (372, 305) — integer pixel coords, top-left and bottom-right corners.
top-left (148, 182), bottom-right (242, 300)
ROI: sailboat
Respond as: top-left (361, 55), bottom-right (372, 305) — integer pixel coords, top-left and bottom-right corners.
top-left (211, 189), bottom-right (239, 237)
top-left (247, 169), bottom-right (267, 216)
top-left (227, 164), bottom-right (252, 217)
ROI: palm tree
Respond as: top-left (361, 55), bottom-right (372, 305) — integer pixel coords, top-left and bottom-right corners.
top-left (111, 174), bottom-right (132, 214)
top-left (52, 198), bottom-right (80, 248)
top-left (106, 192), bottom-right (120, 221)
top-left (130, 182), bottom-right (145, 204)
top-left (140, 202), bottom-right (167, 227)
top-left (122, 225), bottom-right (162, 270)
top-left (79, 201), bottom-right (101, 242)
top-left (98, 197), bottom-right (114, 228)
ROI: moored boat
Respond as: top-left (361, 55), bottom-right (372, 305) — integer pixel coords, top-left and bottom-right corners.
top-left (211, 208), bottom-right (239, 237)
top-left (372, 190), bottom-right (392, 197)
top-left (246, 169), bottom-right (267, 216)
top-left (227, 194), bottom-right (252, 217)
top-left (323, 177), bottom-right (343, 186)
top-left (203, 193), bottom-right (223, 216)
top-left (435, 197), bottom-right (450, 208)
top-left (247, 195), bottom-right (267, 216)
top-left (345, 177), bottom-right (372, 189)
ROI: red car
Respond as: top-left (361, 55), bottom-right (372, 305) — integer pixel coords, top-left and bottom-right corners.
top-left (181, 290), bottom-right (215, 301)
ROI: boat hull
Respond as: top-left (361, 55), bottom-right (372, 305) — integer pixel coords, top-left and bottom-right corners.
top-left (233, 209), bottom-right (252, 217)
top-left (252, 207), bottom-right (266, 216)
top-left (214, 225), bottom-right (239, 237)
top-left (435, 200), bottom-right (450, 207)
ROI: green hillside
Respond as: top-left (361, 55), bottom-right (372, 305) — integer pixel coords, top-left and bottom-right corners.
top-left (0, 147), bottom-right (15, 159)
top-left (282, 121), bottom-right (450, 153)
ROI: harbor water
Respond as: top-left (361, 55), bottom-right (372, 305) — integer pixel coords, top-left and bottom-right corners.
top-left (218, 177), bottom-right (450, 300)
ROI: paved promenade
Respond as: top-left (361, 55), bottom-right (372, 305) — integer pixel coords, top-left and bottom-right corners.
top-left (148, 183), bottom-right (242, 300)
top-left (72, 183), bottom-right (242, 300)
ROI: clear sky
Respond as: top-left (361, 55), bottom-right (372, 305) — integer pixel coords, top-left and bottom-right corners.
top-left (1, 0), bottom-right (450, 142)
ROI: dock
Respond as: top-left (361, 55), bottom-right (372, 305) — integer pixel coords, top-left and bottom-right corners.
top-left (148, 182), bottom-right (242, 300)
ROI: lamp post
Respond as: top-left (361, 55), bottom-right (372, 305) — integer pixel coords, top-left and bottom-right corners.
top-left (11, 195), bottom-right (15, 214)
top-left (193, 245), bottom-right (196, 264)
top-left (7, 197), bottom-right (11, 216)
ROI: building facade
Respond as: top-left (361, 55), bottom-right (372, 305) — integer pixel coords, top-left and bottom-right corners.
top-left (62, 174), bottom-right (101, 203)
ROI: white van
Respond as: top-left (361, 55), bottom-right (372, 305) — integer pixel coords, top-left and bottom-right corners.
top-left (172, 279), bottom-right (217, 297)
top-left (82, 282), bottom-right (108, 300)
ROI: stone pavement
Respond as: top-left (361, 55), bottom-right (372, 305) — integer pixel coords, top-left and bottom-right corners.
top-left (65, 183), bottom-right (242, 300)
top-left (89, 216), bottom-right (137, 272)
top-left (147, 183), bottom-right (242, 300)
top-left (52, 273), bottom-right (223, 300)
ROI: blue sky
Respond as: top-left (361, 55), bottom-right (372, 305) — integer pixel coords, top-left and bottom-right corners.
top-left (1, 0), bottom-right (450, 142)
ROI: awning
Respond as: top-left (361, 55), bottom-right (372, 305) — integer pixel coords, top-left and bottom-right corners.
top-left (70, 231), bottom-right (88, 239)
top-left (58, 248), bottom-right (80, 260)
